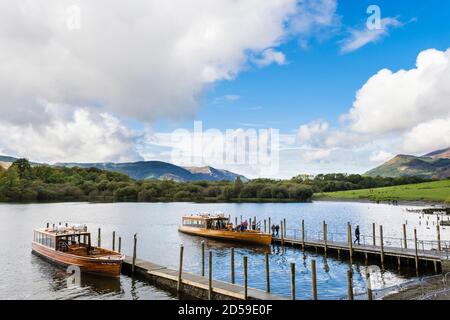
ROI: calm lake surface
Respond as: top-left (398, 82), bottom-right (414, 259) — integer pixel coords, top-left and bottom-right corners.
top-left (0, 201), bottom-right (448, 300)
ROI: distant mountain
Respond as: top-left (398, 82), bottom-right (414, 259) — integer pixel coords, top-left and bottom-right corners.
top-left (0, 155), bottom-right (16, 169)
top-left (56, 161), bottom-right (248, 182)
top-left (365, 148), bottom-right (450, 179)
top-left (424, 147), bottom-right (450, 159)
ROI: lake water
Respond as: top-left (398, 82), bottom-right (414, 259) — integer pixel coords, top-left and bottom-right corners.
top-left (0, 201), bottom-right (448, 300)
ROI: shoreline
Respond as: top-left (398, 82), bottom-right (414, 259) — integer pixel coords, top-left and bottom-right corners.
top-left (313, 196), bottom-right (447, 208)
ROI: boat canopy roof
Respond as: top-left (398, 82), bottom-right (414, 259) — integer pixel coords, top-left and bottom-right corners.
top-left (34, 224), bottom-right (90, 237)
top-left (183, 213), bottom-right (229, 221)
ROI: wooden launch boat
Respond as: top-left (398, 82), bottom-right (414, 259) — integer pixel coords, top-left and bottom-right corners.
top-left (178, 214), bottom-right (272, 245)
top-left (32, 224), bottom-right (124, 277)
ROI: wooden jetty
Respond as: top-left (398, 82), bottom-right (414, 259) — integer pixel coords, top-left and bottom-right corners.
top-left (122, 256), bottom-right (286, 300)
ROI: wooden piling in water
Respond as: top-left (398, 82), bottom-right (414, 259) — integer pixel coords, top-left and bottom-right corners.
top-left (112, 231), bottom-right (115, 251)
top-left (414, 229), bottom-right (419, 276)
top-left (301, 219), bottom-right (305, 250)
top-left (97, 228), bottom-right (101, 247)
top-left (208, 251), bottom-right (213, 300)
top-left (235, 217), bottom-right (238, 228)
top-left (283, 218), bottom-right (287, 237)
top-left (265, 252), bottom-right (270, 293)
top-left (347, 270), bottom-right (353, 300)
top-left (403, 224), bottom-right (407, 249)
top-left (118, 236), bottom-right (122, 253)
top-left (201, 240), bottom-right (205, 277)
top-left (380, 225), bottom-right (384, 267)
top-left (372, 223), bottom-right (376, 246)
top-left (311, 259), bottom-right (317, 300)
top-left (243, 256), bottom-right (248, 300)
top-left (132, 233), bottom-right (137, 273)
top-left (280, 220), bottom-right (284, 246)
top-left (269, 217), bottom-right (271, 233)
top-left (347, 223), bottom-right (353, 263)
top-left (290, 263), bottom-right (295, 300)
top-left (177, 245), bottom-right (184, 293)
top-left (366, 271), bottom-right (372, 300)
top-left (437, 225), bottom-right (441, 251)
top-left (231, 247), bottom-right (235, 284)
top-left (323, 221), bottom-right (327, 254)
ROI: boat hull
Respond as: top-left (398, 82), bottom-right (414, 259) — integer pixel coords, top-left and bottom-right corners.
top-left (32, 242), bottom-right (123, 277)
top-left (178, 226), bottom-right (272, 245)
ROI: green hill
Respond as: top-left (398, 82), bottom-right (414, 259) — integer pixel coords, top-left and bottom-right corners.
top-left (365, 154), bottom-right (450, 179)
top-left (316, 180), bottom-right (450, 203)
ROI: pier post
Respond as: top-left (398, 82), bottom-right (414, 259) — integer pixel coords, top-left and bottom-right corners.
top-left (284, 218), bottom-right (287, 237)
top-left (380, 225), bottom-right (384, 267)
top-left (46, 222), bottom-right (49, 228)
top-left (177, 245), bottom-right (184, 293)
top-left (366, 271), bottom-right (372, 300)
top-left (347, 223), bottom-right (353, 263)
top-left (97, 228), bottom-right (101, 247)
top-left (414, 229), bottom-right (419, 276)
top-left (437, 225), bottom-right (441, 251)
top-left (249, 218), bottom-right (252, 230)
top-left (243, 256), bottom-right (248, 300)
top-left (264, 219), bottom-right (267, 233)
top-left (231, 247), bottom-right (235, 284)
top-left (347, 270), bottom-right (353, 300)
top-left (208, 251), bottom-right (213, 300)
top-left (269, 217), bottom-right (271, 233)
top-left (290, 263), bottom-right (295, 300)
top-left (403, 224), bottom-right (407, 249)
top-left (323, 221), bottom-right (327, 254)
top-left (372, 223), bottom-right (376, 246)
top-left (235, 217), bottom-right (237, 228)
top-left (132, 233), bottom-right (137, 274)
top-left (265, 252), bottom-right (270, 293)
top-left (280, 220), bottom-right (284, 246)
top-left (118, 236), bottom-right (122, 253)
top-left (254, 216), bottom-right (256, 230)
top-left (311, 259), bottom-right (317, 300)
top-left (201, 240), bottom-right (205, 277)
top-left (301, 219), bottom-right (305, 250)
top-left (112, 231), bottom-right (116, 251)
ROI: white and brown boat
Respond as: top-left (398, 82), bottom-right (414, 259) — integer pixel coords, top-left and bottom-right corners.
top-left (178, 214), bottom-right (272, 245)
top-left (32, 224), bottom-right (124, 277)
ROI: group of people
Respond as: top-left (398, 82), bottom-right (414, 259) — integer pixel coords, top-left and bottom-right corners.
top-left (270, 224), bottom-right (280, 237)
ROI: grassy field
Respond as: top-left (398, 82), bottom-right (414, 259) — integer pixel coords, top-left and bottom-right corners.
top-left (315, 179), bottom-right (450, 203)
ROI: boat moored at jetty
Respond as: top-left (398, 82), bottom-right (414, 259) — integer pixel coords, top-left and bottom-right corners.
top-left (178, 214), bottom-right (272, 245)
top-left (32, 224), bottom-right (124, 277)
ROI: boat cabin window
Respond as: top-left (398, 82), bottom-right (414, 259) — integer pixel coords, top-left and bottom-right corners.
top-left (33, 231), bottom-right (55, 249)
top-left (182, 218), bottom-right (206, 228)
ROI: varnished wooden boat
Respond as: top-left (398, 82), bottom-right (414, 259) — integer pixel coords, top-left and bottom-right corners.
top-left (32, 224), bottom-right (124, 277)
top-left (178, 214), bottom-right (272, 245)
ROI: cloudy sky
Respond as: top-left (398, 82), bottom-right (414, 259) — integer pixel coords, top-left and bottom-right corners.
top-left (0, 0), bottom-right (449, 178)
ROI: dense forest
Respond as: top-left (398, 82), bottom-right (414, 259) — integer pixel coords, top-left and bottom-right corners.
top-left (0, 159), bottom-right (432, 203)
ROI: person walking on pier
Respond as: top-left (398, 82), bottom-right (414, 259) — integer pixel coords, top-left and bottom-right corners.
top-left (354, 225), bottom-right (360, 245)
top-left (275, 225), bottom-right (280, 237)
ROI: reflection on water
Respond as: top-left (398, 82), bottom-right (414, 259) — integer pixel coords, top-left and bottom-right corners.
top-left (0, 201), bottom-right (445, 299)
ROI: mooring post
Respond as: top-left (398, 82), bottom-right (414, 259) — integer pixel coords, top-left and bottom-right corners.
top-left (249, 218), bottom-right (252, 230)
top-left (112, 231), bottom-right (116, 251)
top-left (177, 244), bottom-right (184, 293)
top-left (280, 220), bottom-right (284, 246)
top-left (208, 251), bottom-right (213, 300)
top-left (414, 228), bottom-right (419, 276)
top-left (269, 217), bottom-right (272, 233)
top-left (323, 221), bottom-right (327, 254)
top-left (290, 263), bottom-right (295, 300)
top-left (231, 247), bottom-right (235, 284)
top-left (201, 240), bottom-right (205, 277)
top-left (437, 225), bottom-right (441, 251)
top-left (132, 233), bottom-right (137, 274)
top-left (243, 256), bottom-right (248, 300)
top-left (380, 225), bottom-right (384, 267)
top-left (97, 227), bottom-right (101, 247)
top-left (264, 219), bottom-right (267, 233)
top-left (301, 219), bottom-right (305, 249)
top-left (235, 217), bottom-right (238, 228)
top-left (265, 252), bottom-right (270, 293)
top-left (284, 218), bottom-right (287, 237)
top-left (347, 223), bottom-right (353, 263)
top-left (254, 216), bottom-right (256, 229)
top-left (46, 222), bottom-right (49, 228)
top-left (311, 259), bottom-right (317, 300)
top-left (347, 270), bottom-right (353, 300)
top-left (366, 271), bottom-right (372, 300)
top-left (118, 236), bottom-right (122, 253)
top-left (403, 224), bottom-right (407, 249)
top-left (372, 223), bottom-right (376, 246)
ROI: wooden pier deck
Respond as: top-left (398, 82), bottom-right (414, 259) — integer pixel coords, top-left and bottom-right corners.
top-left (122, 256), bottom-right (287, 300)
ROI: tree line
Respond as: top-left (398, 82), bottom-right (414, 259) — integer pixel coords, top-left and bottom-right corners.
top-left (0, 159), bottom-right (432, 203)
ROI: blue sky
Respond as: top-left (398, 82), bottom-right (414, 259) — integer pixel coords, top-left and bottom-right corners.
top-left (1, 1), bottom-right (449, 178)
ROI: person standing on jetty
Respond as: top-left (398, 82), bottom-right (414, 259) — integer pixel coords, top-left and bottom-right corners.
top-left (271, 224), bottom-right (276, 236)
top-left (354, 225), bottom-right (360, 245)
top-left (275, 225), bottom-right (280, 237)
